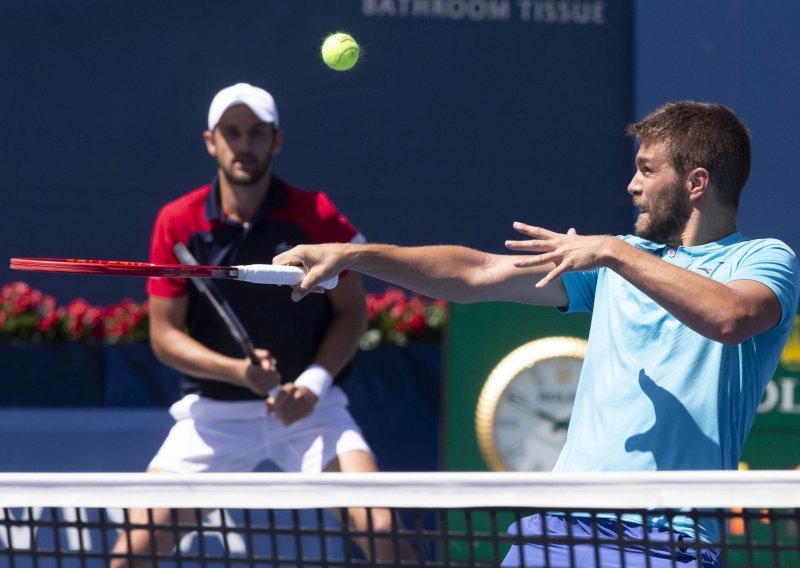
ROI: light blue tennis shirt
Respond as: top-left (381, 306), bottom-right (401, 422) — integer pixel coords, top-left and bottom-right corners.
top-left (555, 233), bottom-right (799, 540)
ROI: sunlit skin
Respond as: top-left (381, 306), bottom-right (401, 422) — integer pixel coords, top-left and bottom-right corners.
top-left (627, 143), bottom-right (693, 246)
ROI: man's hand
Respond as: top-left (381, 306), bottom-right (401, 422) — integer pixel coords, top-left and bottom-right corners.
top-left (266, 383), bottom-right (319, 426)
top-left (505, 223), bottom-right (616, 287)
top-left (273, 244), bottom-right (348, 301)
top-left (240, 348), bottom-right (282, 396)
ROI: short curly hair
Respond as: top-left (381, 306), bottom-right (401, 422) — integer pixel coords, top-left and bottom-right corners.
top-left (627, 101), bottom-right (751, 208)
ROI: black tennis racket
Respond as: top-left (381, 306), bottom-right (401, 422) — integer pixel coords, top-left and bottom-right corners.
top-left (173, 243), bottom-right (260, 366)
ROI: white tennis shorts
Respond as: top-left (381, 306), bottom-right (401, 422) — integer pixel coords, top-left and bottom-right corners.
top-left (148, 386), bottom-right (373, 473)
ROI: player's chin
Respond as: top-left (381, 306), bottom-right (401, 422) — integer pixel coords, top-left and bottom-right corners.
top-left (228, 165), bottom-right (266, 185)
top-left (229, 170), bottom-right (258, 184)
top-left (633, 214), bottom-right (649, 235)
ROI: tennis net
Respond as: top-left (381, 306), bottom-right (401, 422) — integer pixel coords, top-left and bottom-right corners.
top-left (1, 470), bottom-right (799, 567)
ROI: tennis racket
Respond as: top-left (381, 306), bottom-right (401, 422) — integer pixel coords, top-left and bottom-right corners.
top-left (172, 243), bottom-right (260, 365)
top-left (9, 257), bottom-right (338, 289)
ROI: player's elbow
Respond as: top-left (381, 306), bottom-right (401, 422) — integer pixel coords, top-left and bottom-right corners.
top-left (148, 325), bottom-right (182, 364)
top-left (149, 336), bottom-right (172, 364)
top-left (714, 325), bottom-right (750, 345)
top-left (712, 310), bottom-right (761, 345)
top-left (443, 261), bottom-right (506, 304)
top-left (437, 276), bottom-right (490, 304)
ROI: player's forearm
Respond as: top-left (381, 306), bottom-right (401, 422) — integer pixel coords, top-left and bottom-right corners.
top-left (290, 272), bottom-right (368, 397)
top-left (313, 307), bottom-right (367, 377)
top-left (340, 243), bottom-right (499, 303)
top-left (604, 239), bottom-right (761, 344)
top-left (150, 327), bottom-right (249, 385)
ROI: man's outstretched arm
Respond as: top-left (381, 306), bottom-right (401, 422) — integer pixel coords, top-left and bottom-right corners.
top-left (273, 241), bottom-right (568, 307)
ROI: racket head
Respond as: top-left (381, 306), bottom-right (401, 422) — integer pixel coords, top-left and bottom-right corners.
top-left (9, 258), bottom-right (236, 279)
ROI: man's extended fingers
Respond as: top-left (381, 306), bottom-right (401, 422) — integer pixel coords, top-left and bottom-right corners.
top-left (505, 239), bottom-right (534, 249)
top-left (512, 252), bottom-right (556, 268)
top-left (535, 264), bottom-right (568, 289)
top-left (512, 222), bottom-right (557, 238)
top-left (272, 249), bottom-right (303, 267)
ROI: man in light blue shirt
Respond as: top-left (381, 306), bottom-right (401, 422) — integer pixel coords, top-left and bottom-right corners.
top-left (275, 101), bottom-right (800, 567)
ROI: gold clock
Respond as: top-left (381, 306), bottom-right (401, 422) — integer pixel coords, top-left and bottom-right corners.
top-left (475, 336), bottom-right (587, 472)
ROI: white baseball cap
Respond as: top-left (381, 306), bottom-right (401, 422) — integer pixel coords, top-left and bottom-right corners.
top-left (207, 83), bottom-right (279, 130)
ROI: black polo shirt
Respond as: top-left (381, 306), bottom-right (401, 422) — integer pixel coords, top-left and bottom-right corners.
top-left (147, 176), bottom-right (362, 400)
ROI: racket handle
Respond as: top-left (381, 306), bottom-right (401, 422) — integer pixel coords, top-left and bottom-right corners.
top-left (235, 264), bottom-right (338, 290)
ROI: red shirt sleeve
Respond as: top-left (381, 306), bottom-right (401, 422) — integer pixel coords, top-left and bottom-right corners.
top-left (146, 205), bottom-right (188, 298)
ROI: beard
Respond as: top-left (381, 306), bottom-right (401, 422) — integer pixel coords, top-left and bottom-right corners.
top-left (220, 153), bottom-right (272, 187)
top-left (633, 179), bottom-right (692, 244)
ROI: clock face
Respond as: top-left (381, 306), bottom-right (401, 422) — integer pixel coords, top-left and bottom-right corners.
top-left (476, 337), bottom-right (586, 472)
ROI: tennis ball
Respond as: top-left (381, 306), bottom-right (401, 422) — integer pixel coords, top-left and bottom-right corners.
top-left (321, 32), bottom-right (360, 71)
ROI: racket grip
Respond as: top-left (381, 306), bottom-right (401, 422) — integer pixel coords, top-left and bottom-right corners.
top-left (235, 264), bottom-right (338, 290)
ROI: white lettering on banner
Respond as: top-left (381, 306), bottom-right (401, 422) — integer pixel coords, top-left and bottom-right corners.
top-left (759, 380), bottom-right (779, 413)
top-left (780, 377), bottom-right (800, 413)
top-left (363, 0), bottom-right (511, 21)
top-left (363, 0), bottom-right (606, 25)
top-left (518, 0), bottom-right (604, 24)
top-left (758, 377), bottom-right (800, 414)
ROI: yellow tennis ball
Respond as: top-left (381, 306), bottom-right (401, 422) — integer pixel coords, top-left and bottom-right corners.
top-left (321, 32), bottom-right (360, 71)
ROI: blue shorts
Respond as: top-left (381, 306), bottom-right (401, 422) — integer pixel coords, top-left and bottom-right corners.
top-left (501, 513), bottom-right (721, 568)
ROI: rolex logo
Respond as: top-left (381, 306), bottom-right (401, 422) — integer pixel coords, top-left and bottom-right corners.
top-left (780, 315), bottom-right (800, 371)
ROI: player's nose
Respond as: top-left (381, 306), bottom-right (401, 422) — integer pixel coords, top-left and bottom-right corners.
top-left (627, 173), bottom-right (641, 196)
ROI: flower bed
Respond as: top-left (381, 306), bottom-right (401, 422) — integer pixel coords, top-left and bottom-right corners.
top-left (0, 282), bottom-right (148, 342)
top-left (361, 287), bottom-right (447, 350)
top-left (0, 282), bottom-right (448, 348)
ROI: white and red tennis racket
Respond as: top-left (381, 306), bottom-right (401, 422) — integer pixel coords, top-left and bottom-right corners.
top-left (9, 257), bottom-right (337, 289)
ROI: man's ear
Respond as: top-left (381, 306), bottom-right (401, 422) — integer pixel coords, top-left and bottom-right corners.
top-left (203, 129), bottom-right (217, 157)
top-left (687, 167), bottom-right (710, 202)
top-left (272, 128), bottom-right (284, 156)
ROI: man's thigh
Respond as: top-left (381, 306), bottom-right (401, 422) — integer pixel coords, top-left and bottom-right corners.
top-left (270, 387), bottom-right (373, 473)
top-left (149, 397), bottom-right (269, 473)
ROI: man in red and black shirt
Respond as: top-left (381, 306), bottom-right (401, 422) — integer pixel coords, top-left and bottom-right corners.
top-left (111, 83), bottom-right (413, 565)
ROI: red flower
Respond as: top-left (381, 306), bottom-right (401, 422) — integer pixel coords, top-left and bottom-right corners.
top-left (407, 312), bottom-right (427, 335)
top-left (36, 309), bottom-right (61, 332)
top-left (67, 299), bottom-right (91, 319)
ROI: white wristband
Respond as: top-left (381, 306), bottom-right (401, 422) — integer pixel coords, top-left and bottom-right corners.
top-left (294, 364), bottom-right (334, 399)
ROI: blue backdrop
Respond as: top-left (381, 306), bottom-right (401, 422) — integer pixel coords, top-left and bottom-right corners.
top-left (0, 0), bottom-right (633, 304)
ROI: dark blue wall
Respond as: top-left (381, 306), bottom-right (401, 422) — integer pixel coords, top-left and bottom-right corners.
top-left (0, 0), bottom-right (633, 304)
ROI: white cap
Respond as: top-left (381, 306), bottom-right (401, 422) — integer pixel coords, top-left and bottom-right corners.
top-left (207, 83), bottom-right (279, 130)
